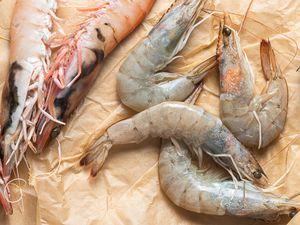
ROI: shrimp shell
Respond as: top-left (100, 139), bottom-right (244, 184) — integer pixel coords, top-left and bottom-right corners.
top-left (217, 15), bottom-right (288, 149)
top-left (80, 102), bottom-right (264, 183)
top-left (117, 0), bottom-right (213, 112)
top-left (159, 139), bottom-right (298, 221)
top-left (35, 0), bottom-right (155, 152)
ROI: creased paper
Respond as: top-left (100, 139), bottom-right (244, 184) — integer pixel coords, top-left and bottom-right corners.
top-left (0, 0), bottom-right (300, 225)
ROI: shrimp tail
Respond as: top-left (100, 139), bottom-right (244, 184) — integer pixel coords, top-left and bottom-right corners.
top-left (280, 200), bottom-right (300, 209)
top-left (80, 133), bottom-right (112, 176)
top-left (260, 39), bottom-right (273, 80)
top-left (260, 39), bottom-right (284, 80)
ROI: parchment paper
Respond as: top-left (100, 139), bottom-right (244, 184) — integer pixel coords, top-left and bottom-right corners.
top-left (1, 0), bottom-right (300, 224)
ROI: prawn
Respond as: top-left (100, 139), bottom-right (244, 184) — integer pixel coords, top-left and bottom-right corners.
top-left (0, 0), bottom-right (57, 214)
top-left (35, 0), bottom-right (155, 152)
top-left (117, 0), bottom-right (216, 112)
top-left (217, 14), bottom-right (288, 149)
top-left (159, 139), bottom-right (299, 221)
top-left (83, 0), bottom-right (216, 164)
top-left (80, 101), bottom-right (265, 183)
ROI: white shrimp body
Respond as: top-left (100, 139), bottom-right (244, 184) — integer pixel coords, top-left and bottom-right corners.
top-left (159, 140), bottom-right (298, 221)
top-left (81, 102), bottom-right (264, 182)
top-left (217, 16), bottom-right (288, 149)
top-left (117, 0), bottom-right (210, 112)
top-left (0, 0), bottom-right (57, 214)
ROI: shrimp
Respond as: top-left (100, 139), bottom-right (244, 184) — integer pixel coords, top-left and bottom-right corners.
top-left (35, 0), bottom-right (155, 152)
top-left (83, 0), bottom-right (215, 166)
top-left (117, 0), bottom-right (216, 112)
top-left (80, 101), bottom-right (265, 183)
top-left (0, 0), bottom-right (57, 214)
top-left (217, 14), bottom-right (288, 149)
top-left (159, 139), bottom-right (299, 221)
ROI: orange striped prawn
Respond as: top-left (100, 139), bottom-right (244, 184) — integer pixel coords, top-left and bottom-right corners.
top-left (35, 0), bottom-right (155, 152)
top-left (0, 0), bottom-right (58, 214)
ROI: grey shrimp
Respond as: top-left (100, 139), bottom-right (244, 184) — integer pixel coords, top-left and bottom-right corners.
top-left (217, 14), bottom-right (288, 149)
top-left (159, 139), bottom-right (299, 221)
top-left (117, 0), bottom-right (215, 112)
top-left (80, 102), bottom-right (264, 183)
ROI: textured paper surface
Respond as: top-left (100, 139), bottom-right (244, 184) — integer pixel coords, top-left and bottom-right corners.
top-left (0, 0), bottom-right (300, 224)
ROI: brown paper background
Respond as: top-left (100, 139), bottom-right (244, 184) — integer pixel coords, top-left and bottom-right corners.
top-left (1, 0), bottom-right (300, 224)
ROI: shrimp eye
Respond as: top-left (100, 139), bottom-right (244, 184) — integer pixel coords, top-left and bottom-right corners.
top-left (50, 127), bottom-right (60, 139)
top-left (223, 27), bottom-right (231, 37)
top-left (253, 170), bottom-right (262, 179)
top-left (289, 208), bottom-right (297, 218)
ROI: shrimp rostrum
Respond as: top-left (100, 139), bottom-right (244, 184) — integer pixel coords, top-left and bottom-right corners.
top-left (217, 15), bottom-right (288, 149)
top-left (0, 0), bottom-right (57, 214)
top-left (80, 102), bottom-right (265, 183)
top-left (159, 139), bottom-right (299, 221)
top-left (35, 0), bottom-right (155, 152)
top-left (117, 0), bottom-right (215, 112)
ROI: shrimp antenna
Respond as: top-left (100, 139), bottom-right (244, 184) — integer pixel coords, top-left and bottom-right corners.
top-left (238, 0), bottom-right (254, 34)
top-left (0, 35), bottom-right (9, 41)
top-left (259, 136), bottom-right (298, 193)
top-left (31, 138), bottom-right (62, 179)
top-left (169, 12), bottom-right (217, 72)
top-left (263, 158), bottom-right (295, 193)
top-left (5, 178), bottom-right (27, 204)
top-left (11, 162), bottom-right (26, 212)
top-left (204, 151), bottom-right (250, 183)
top-left (202, 6), bottom-right (298, 73)
top-left (288, 192), bottom-right (300, 200)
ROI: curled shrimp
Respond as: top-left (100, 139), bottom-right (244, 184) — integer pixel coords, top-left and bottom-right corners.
top-left (0, 0), bottom-right (57, 214)
top-left (83, 0), bottom-right (216, 167)
top-left (159, 139), bottom-right (299, 221)
top-left (80, 101), bottom-right (265, 183)
top-left (35, 0), bottom-right (155, 152)
top-left (117, 0), bottom-right (216, 112)
top-left (217, 14), bottom-right (288, 149)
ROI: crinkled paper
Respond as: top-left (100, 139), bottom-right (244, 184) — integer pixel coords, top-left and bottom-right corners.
top-left (0, 0), bottom-right (300, 224)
